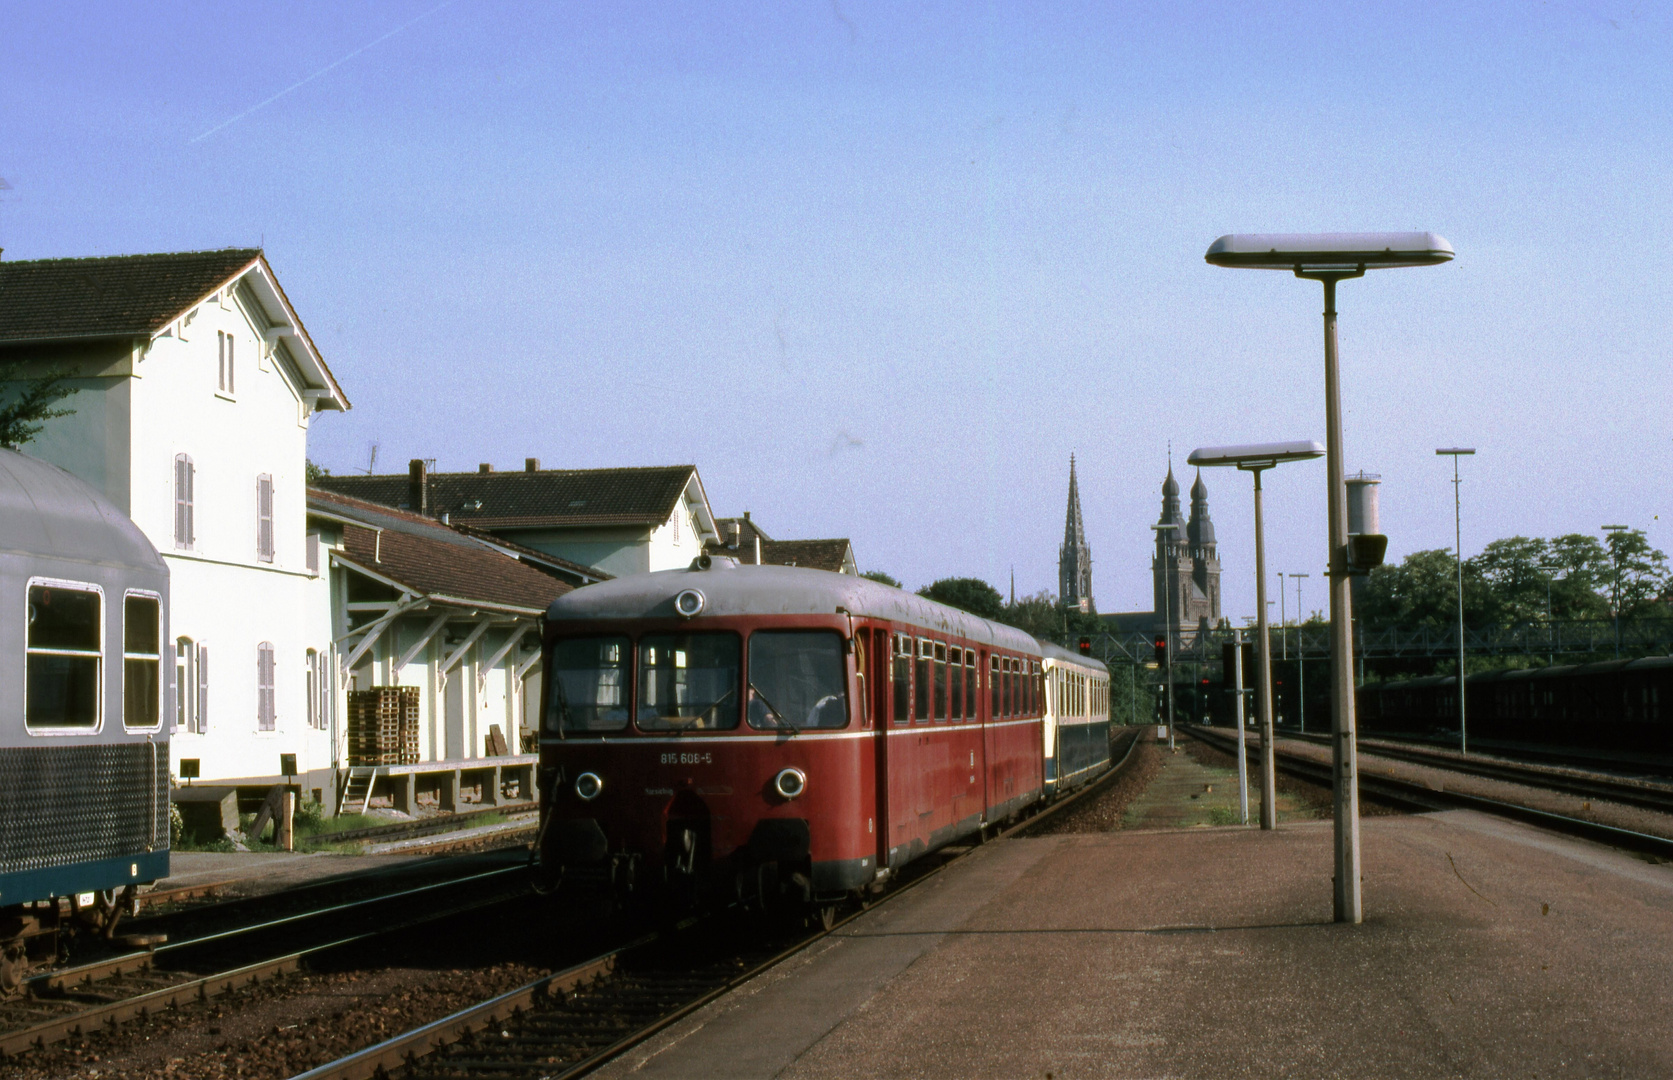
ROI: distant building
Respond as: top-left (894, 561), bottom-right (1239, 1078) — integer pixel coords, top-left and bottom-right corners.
top-left (315, 460), bottom-right (720, 578)
top-left (0, 248), bottom-right (350, 794)
top-left (1103, 464), bottom-right (1223, 637)
top-left (707, 513), bottom-right (859, 575)
top-left (1059, 454), bottom-right (1093, 613)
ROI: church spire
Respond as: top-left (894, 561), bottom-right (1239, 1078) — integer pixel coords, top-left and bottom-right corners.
top-left (1059, 454), bottom-right (1094, 614)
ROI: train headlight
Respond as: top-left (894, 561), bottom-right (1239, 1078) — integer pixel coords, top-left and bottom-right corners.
top-left (773, 767), bottom-right (807, 800)
top-left (674, 588), bottom-right (706, 618)
top-left (574, 772), bottom-right (605, 801)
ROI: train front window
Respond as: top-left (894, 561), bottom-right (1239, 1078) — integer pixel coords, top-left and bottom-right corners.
top-left (25, 583), bottom-right (101, 729)
top-left (550, 636), bottom-right (631, 732)
top-left (637, 633), bottom-right (741, 731)
top-left (748, 630), bottom-right (849, 730)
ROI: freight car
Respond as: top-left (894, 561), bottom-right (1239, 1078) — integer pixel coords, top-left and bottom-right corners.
top-left (534, 557), bottom-right (1105, 921)
top-left (0, 449), bottom-right (171, 989)
top-left (1360, 657), bottom-right (1673, 759)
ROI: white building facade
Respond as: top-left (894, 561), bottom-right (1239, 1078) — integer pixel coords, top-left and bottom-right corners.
top-left (0, 250), bottom-right (350, 795)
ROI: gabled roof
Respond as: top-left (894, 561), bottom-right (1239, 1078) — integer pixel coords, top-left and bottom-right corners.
top-left (315, 465), bottom-right (715, 534)
top-left (308, 487), bottom-right (569, 615)
top-left (0, 248), bottom-right (348, 410)
top-left (758, 538), bottom-right (856, 574)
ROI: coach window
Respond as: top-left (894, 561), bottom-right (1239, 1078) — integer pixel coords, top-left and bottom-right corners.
top-left (990, 655), bottom-right (1001, 717)
top-left (914, 639), bottom-right (931, 723)
top-left (855, 634), bottom-right (868, 725)
top-left (123, 594), bottom-right (162, 728)
top-left (893, 634), bottom-right (910, 725)
top-left (1009, 658), bottom-right (1020, 717)
top-left (550, 636), bottom-right (631, 732)
top-left (25, 583), bottom-right (102, 729)
top-left (748, 630), bottom-right (848, 730)
top-left (949, 647), bottom-right (964, 720)
top-left (933, 642), bottom-right (948, 722)
top-left (638, 632), bottom-right (741, 731)
top-left (964, 651), bottom-right (977, 720)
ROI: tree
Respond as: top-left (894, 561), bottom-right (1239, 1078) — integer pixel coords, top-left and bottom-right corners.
top-left (304, 458), bottom-right (330, 484)
top-left (0, 369), bottom-right (79, 451)
top-left (918, 577), bottom-right (1004, 620)
top-left (1601, 528), bottom-right (1670, 617)
top-left (860, 570), bottom-right (901, 588)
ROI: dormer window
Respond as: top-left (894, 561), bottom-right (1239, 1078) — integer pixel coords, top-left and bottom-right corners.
top-left (218, 331), bottom-right (235, 394)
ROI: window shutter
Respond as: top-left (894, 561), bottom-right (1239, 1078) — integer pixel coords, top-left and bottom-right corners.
top-left (186, 459), bottom-right (195, 545)
top-left (257, 642), bottom-right (275, 730)
top-left (174, 456), bottom-right (186, 545)
top-left (227, 335), bottom-right (235, 394)
top-left (197, 644), bottom-right (209, 732)
top-left (256, 475), bottom-right (274, 562)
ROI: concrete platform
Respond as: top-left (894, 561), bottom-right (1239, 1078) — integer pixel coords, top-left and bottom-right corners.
top-left (598, 812), bottom-right (1673, 1079)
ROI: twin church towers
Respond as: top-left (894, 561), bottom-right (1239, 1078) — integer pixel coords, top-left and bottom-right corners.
top-left (1058, 454), bottom-right (1222, 634)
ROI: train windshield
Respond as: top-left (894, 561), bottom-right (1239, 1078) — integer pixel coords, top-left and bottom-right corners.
top-left (747, 631), bottom-right (848, 731)
top-left (550, 636), bottom-right (631, 732)
top-left (636, 633), bottom-right (741, 731)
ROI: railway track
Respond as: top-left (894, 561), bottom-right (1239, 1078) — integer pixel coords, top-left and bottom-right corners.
top-left (1186, 725), bottom-right (1673, 860)
top-left (0, 865), bottom-right (531, 1059)
top-left (294, 728), bottom-right (1148, 1080)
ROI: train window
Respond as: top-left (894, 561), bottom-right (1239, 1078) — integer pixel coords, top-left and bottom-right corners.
top-left (123, 594), bottom-right (162, 728)
top-left (956, 648), bottom-right (970, 722)
top-left (748, 631), bottom-right (849, 730)
top-left (915, 639), bottom-right (931, 723)
top-left (637, 633), bottom-right (741, 731)
top-left (964, 651), bottom-right (977, 720)
top-left (1030, 661), bottom-right (1041, 716)
top-left (550, 636), bottom-right (632, 732)
top-left (990, 655), bottom-right (1001, 717)
top-left (855, 634), bottom-right (868, 725)
top-left (25, 583), bottom-right (102, 729)
top-left (893, 634), bottom-right (910, 725)
top-left (933, 641), bottom-right (948, 722)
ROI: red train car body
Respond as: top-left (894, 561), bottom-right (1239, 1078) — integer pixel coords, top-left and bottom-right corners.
top-left (536, 558), bottom-right (1046, 910)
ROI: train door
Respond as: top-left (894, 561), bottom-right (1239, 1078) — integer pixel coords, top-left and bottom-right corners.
top-left (870, 627), bottom-right (891, 873)
top-left (886, 631), bottom-right (919, 866)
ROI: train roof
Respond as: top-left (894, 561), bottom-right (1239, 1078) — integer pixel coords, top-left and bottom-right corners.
top-left (547, 559), bottom-right (1043, 654)
top-left (0, 449), bottom-right (162, 573)
top-left (1037, 639), bottom-right (1110, 674)
top-left (1372, 654), bottom-right (1673, 692)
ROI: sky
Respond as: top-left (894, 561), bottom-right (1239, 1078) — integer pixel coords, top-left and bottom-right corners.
top-left (4, 1), bottom-right (1670, 624)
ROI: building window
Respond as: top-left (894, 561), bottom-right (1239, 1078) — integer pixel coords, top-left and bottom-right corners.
top-left (305, 648), bottom-right (330, 730)
top-left (123, 594), bottom-right (161, 728)
top-left (174, 454), bottom-right (195, 549)
top-left (306, 532), bottom-right (320, 574)
top-left (256, 474), bottom-right (274, 562)
top-left (218, 331), bottom-right (235, 393)
top-left (176, 638), bottom-right (195, 731)
top-left (25, 582), bottom-right (102, 729)
top-left (257, 642), bottom-right (276, 730)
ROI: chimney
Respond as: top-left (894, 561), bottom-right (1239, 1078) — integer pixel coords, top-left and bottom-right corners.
top-left (408, 459), bottom-right (428, 517)
top-left (727, 521), bottom-right (741, 550)
top-left (754, 536), bottom-right (762, 565)
top-left (479, 463), bottom-right (493, 473)
top-left (525, 458), bottom-right (540, 472)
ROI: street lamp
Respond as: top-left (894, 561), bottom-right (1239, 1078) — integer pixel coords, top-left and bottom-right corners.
top-left (1603, 525), bottom-right (1628, 658)
top-left (1190, 440), bottom-right (1324, 831)
top-left (1151, 521), bottom-right (1181, 750)
top-left (1437, 448), bottom-right (1475, 754)
top-left (1207, 231), bottom-right (1454, 925)
top-left (1290, 573), bottom-right (1310, 733)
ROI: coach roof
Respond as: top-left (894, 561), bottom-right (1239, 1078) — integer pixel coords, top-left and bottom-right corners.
top-left (1038, 639), bottom-right (1110, 674)
top-left (548, 560), bottom-right (1041, 654)
top-left (0, 448), bottom-right (162, 572)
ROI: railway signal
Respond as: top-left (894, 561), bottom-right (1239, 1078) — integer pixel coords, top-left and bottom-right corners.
top-left (1078, 636), bottom-right (1092, 656)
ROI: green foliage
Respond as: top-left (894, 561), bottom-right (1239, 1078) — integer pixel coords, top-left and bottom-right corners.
top-left (0, 368), bottom-right (80, 450)
top-left (1356, 530), bottom-right (1668, 628)
top-left (918, 577), bottom-right (1005, 620)
top-left (860, 570), bottom-right (901, 588)
top-left (304, 458), bottom-right (330, 483)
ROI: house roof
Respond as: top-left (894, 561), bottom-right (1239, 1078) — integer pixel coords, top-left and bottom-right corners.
top-left (315, 465), bottom-right (714, 533)
top-left (758, 538), bottom-right (855, 574)
top-left (308, 487), bottom-right (570, 615)
top-left (0, 248), bottom-right (348, 410)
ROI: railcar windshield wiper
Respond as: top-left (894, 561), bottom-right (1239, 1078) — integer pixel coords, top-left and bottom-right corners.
top-left (749, 681), bottom-right (799, 735)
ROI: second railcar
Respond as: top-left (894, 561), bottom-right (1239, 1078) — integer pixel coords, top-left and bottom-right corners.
top-left (536, 558), bottom-right (1047, 914)
top-left (1040, 642), bottom-right (1111, 796)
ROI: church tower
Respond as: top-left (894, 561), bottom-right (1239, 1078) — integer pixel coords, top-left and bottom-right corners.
top-left (1152, 464), bottom-right (1222, 635)
top-left (1059, 454), bottom-right (1094, 613)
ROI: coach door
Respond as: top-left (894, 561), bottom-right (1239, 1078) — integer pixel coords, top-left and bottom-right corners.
top-left (870, 627), bottom-right (891, 873)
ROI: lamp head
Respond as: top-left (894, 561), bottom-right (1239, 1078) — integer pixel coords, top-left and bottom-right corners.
top-left (1188, 440), bottom-right (1325, 469)
top-left (1206, 232), bottom-right (1454, 272)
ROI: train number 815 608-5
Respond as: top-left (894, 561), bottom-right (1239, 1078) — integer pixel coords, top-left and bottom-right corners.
top-left (660, 752), bottom-right (713, 765)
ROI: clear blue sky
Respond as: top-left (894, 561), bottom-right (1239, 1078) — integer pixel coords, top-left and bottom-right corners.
top-left (5, 2), bottom-right (1669, 622)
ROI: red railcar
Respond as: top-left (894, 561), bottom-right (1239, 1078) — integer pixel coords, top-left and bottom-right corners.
top-left (535, 558), bottom-right (1046, 914)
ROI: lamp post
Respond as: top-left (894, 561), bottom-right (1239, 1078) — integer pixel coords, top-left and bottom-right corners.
top-left (1207, 232), bottom-right (1454, 924)
top-left (1538, 562), bottom-right (1562, 665)
top-left (1603, 525), bottom-right (1628, 658)
top-left (1290, 573), bottom-right (1309, 734)
top-left (1190, 440), bottom-right (1324, 831)
top-left (1151, 521), bottom-right (1180, 750)
top-left (1437, 448), bottom-right (1475, 754)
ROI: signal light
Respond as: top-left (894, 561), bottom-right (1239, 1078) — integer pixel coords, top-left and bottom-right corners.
top-left (1153, 636), bottom-right (1168, 664)
top-left (1078, 636), bottom-right (1092, 655)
